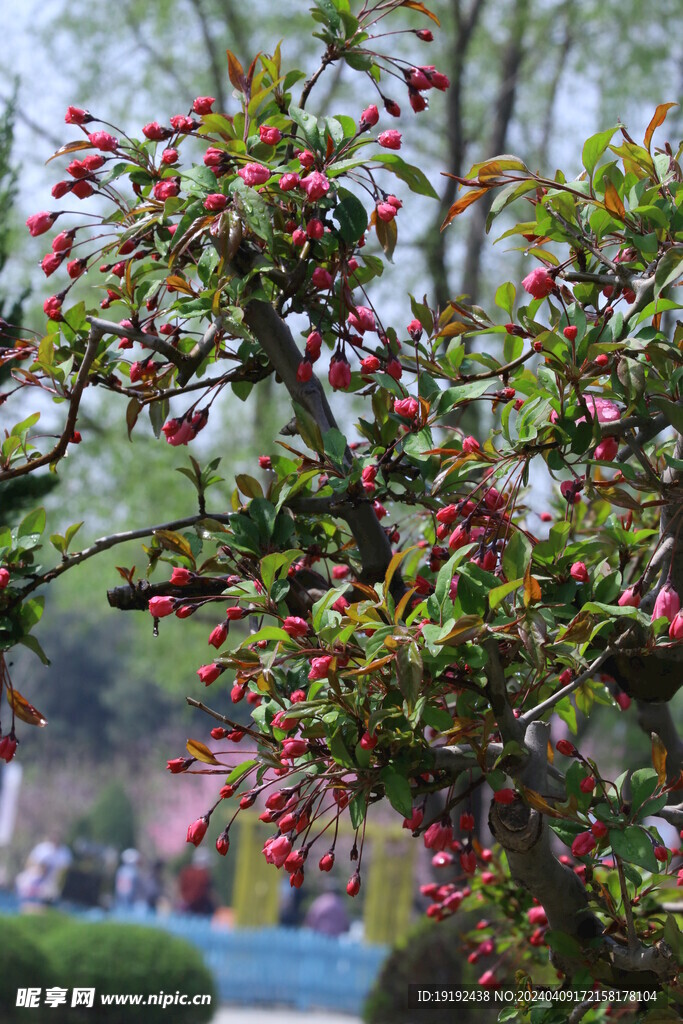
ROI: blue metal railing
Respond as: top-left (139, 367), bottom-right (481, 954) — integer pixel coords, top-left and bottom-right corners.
top-left (0, 893), bottom-right (387, 1014)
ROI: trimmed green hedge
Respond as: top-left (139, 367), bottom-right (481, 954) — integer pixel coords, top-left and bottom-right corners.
top-left (0, 916), bottom-right (56, 1024)
top-left (0, 916), bottom-right (215, 1024)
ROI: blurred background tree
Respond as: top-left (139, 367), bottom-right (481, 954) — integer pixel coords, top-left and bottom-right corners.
top-left (1, 0), bottom-right (680, 916)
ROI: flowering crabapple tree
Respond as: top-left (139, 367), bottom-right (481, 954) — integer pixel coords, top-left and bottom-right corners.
top-left (2, 0), bottom-right (683, 1011)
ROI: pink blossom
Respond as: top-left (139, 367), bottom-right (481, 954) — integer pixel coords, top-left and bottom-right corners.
top-left (378, 130), bottom-right (402, 150)
top-left (283, 616), bottom-right (308, 638)
top-left (204, 193), bottom-right (228, 211)
top-left (238, 163), bottom-right (270, 186)
top-left (259, 125), bottom-right (282, 145)
top-left (186, 816), bottom-right (209, 847)
top-left (571, 831), bottom-right (596, 858)
top-left (143, 122), bottom-right (169, 141)
top-left (347, 306), bottom-right (375, 333)
top-left (153, 179), bottom-right (180, 201)
top-left (263, 835), bottom-right (292, 867)
top-left (193, 96), bottom-right (215, 115)
top-left (669, 611), bottom-right (683, 640)
top-left (394, 397), bottom-right (419, 419)
top-left (88, 131), bottom-right (119, 152)
top-left (618, 587), bottom-right (640, 608)
top-left (301, 171), bottom-right (330, 201)
top-left (197, 663), bottom-right (222, 685)
top-left (308, 655), bottom-right (333, 681)
top-left (148, 596), bottom-right (175, 617)
top-left (652, 583), bottom-right (680, 623)
top-left (522, 267), bottom-right (555, 299)
top-left (328, 356), bottom-right (351, 389)
top-left (360, 104), bottom-right (379, 127)
top-left (26, 212), bottom-right (55, 237)
top-left (65, 106), bottom-right (91, 124)
top-left (279, 172), bottom-right (300, 191)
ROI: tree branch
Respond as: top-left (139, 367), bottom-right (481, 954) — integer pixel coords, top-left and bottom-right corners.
top-left (15, 512), bottom-right (231, 603)
top-left (0, 323), bottom-right (103, 481)
top-left (242, 299), bottom-right (396, 586)
top-left (85, 316), bottom-right (186, 366)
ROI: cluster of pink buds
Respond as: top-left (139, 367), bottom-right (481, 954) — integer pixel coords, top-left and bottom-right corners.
top-left (161, 409), bottom-right (209, 446)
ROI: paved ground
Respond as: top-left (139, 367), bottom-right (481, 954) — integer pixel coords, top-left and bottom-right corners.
top-left (213, 1008), bottom-right (360, 1024)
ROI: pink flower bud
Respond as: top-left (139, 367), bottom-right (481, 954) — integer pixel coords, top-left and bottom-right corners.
top-left (493, 788), bottom-right (515, 805)
top-left (360, 104), bottom-right (379, 127)
top-left (153, 179), bottom-right (180, 201)
top-left (148, 595), bottom-right (175, 617)
top-left (283, 616), bottom-right (308, 638)
top-left (65, 106), bottom-right (91, 124)
top-left (346, 872), bottom-right (361, 897)
top-left (197, 663), bottom-right (222, 685)
top-left (328, 356), bottom-right (351, 390)
top-left (301, 171), bottom-right (330, 201)
top-left (170, 567), bottom-right (192, 585)
top-left (204, 193), bottom-right (228, 211)
top-left (143, 122), bottom-right (169, 141)
top-left (319, 852), bottom-right (335, 871)
top-left (308, 655), bottom-right (333, 681)
top-left (394, 397), bottom-right (419, 419)
top-left (193, 96), bottom-right (215, 114)
top-left (378, 130), bottom-right (402, 150)
top-left (521, 267), bottom-right (555, 299)
top-left (88, 131), bottom-right (119, 152)
top-left (279, 172), bottom-right (300, 191)
top-left (208, 623), bottom-right (228, 649)
top-left (238, 163), bottom-right (270, 187)
top-left (26, 212), bottom-right (56, 237)
top-left (594, 436), bottom-right (618, 461)
top-left (669, 611), bottom-right (683, 640)
top-left (571, 831), bottom-right (597, 857)
top-left (312, 267), bottom-right (332, 290)
top-left (0, 568), bottom-right (10, 589)
top-left (186, 816), bottom-right (209, 846)
top-left (652, 583), bottom-right (680, 624)
top-left (259, 125), bottom-right (282, 145)
top-left (570, 562), bottom-right (589, 584)
top-left (618, 587), bottom-right (640, 608)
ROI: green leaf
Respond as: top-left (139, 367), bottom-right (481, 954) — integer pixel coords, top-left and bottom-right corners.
top-left (609, 826), bottom-right (658, 872)
top-left (18, 507), bottom-right (46, 538)
top-left (651, 396), bottom-right (683, 434)
top-left (229, 178), bottom-right (274, 248)
top-left (322, 427), bottom-right (348, 468)
top-left (494, 281), bottom-right (516, 318)
top-left (348, 790), bottom-right (367, 829)
top-left (654, 244), bottom-right (683, 297)
top-left (333, 193), bottom-right (368, 243)
top-left (630, 768), bottom-right (659, 811)
top-left (582, 126), bottom-right (619, 176)
top-left (288, 105), bottom-right (321, 150)
top-left (313, 0), bottom-right (342, 30)
top-left (381, 768), bottom-right (413, 818)
top-left (225, 759), bottom-right (258, 784)
top-left (434, 379), bottom-right (492, 413)
top-left (488, 577), bottom-right (523, 610)
top-left (249, 498), bottom-right (277, 540)
top-left (19, 634), bottom-right (50, 665)
top-left (370, 153), bottom-right (438, 199)
top-left (396, 642), bottom-right (422, 710)
top-left (502, 531), bottom-right (532, 582)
